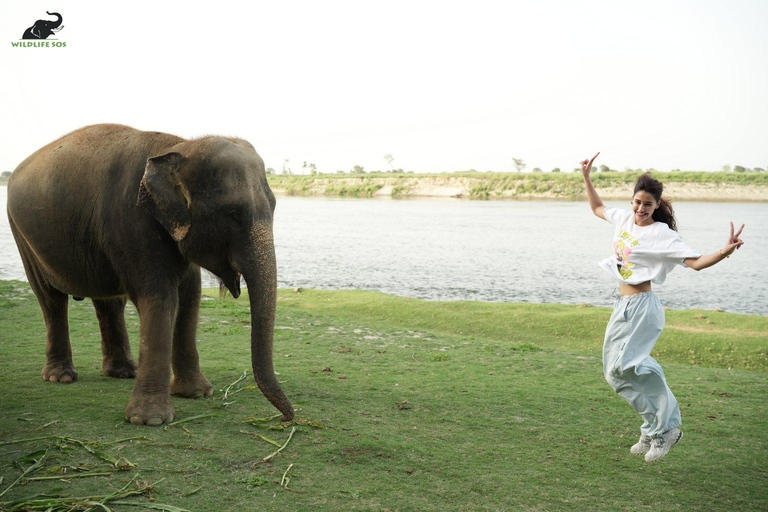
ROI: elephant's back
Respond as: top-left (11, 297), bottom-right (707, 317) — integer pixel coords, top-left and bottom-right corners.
top-left (7, 124), bottom-right (185, 298)
top-left (9, 124), bottom-right (181, 213)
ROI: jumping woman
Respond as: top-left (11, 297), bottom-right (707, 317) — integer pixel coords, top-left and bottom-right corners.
top-left (580, 153), bottom-right (745, 462)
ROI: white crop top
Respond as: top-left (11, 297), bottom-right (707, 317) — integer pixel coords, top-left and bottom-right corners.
top-left (599, 207), bottom-right (702, 285)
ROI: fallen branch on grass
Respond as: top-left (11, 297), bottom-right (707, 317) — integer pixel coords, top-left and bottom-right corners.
top-left (0, 435), bottom-right (59, 446)
top-left (59, 436), bottom-right (136, 469)
top-left (218, 370), bottom-right (248, 401)
top-left (35, 420), bottom-right (60, 431)
top-left (0, 435), bottom-right (149, 447)
top-left (133, 441), bottom-right (213, 451)
top-left (263, 427), bottom-right (296, 463)
top-left (26, 471), bottom-right (113, 481)
top-left (163, 413), bottom-right (217, 430)
top-left (182, 485), bottom-right (203, 497)
top-left (0, 450), bottom-right (48, 498)
top-left (0, 476), bottom-right (187, 512)
top-left (242, 413), bottom-right (283, 423)
top-left (239, 430), bottom-right (282, 447)
top-left (280, 463), bottom-right (294, 488)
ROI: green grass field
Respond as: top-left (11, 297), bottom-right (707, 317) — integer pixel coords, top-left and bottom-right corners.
top-left (1, 280), bottom-right (766, 511)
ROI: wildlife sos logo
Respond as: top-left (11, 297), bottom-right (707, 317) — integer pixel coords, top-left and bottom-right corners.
top-left (12, 11), bottom-right (66, 48)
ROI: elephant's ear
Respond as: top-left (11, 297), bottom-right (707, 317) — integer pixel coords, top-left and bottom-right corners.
top-left (137, 152), bottom-right (192, 242)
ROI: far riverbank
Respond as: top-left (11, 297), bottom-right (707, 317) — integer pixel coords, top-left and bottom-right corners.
top-left (267, 171), bottom-right (768, 201)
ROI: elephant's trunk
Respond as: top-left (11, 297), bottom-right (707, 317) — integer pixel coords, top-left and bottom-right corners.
top-left (242, 222), bottom-right (294, 421)
top-left (46, 12), bottom-right (62, 28)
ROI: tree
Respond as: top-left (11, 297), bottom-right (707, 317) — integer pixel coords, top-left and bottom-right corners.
top-left (266, 167), bottom-right (275, 175)
top-left (532, 167), bottom-right (543, 173)
top-left (1, 171), bottom-right (11, 178)
top-left (721, 165), bottom-right (731, 173)
top-left (733, 165), bottom-right (746, 173)
top-left (282, 159), bottom-right (292, 175)
top-left (383, 154), bottom-right (394, 171)
top-left (351, 165), bottom-right (365, 174)
top-left (599, 164), bottom-right (610, 173)
top-left (512, 158), bottom-right (526, 172)
top-left (302, 161), bottom-right (317, 175)
top-left (551, 168), bottom-right (561, 173)
top-left (754, 167), bottom-right (766, 173)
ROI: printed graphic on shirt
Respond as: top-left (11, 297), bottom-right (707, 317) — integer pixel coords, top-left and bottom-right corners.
top-left (614, 230), bottom-right (639, 279)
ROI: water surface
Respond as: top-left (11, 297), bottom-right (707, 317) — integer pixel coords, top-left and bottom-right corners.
top-left (2, 187), bottom-right (766, 314)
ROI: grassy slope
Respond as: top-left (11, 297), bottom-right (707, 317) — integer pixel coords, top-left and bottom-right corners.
top-left (0, 280), bottom-right (766, 511)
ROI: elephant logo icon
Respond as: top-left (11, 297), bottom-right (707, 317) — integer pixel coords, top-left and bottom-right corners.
top-left (22, 11), bottom-right (64, 40)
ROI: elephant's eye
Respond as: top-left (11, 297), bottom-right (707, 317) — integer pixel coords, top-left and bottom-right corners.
top-left (225, 210), bottom-right (243, 228)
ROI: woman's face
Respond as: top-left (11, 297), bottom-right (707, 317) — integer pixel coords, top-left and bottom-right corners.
top-left (632, 190), bottom-right (659, 226)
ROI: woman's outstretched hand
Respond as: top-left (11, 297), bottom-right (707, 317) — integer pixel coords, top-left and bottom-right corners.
top-left (580, 152), bottom-right (600, 178)
top-left (721, 222), bottom-right (745, 257)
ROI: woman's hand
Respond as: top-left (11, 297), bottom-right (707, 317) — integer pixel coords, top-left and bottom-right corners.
top-left (580, 152), bottom-right (600, 178)
top-left (686, 222), bottom-right (745, 270)
top-left (721, 222), bottom-right (745, 257)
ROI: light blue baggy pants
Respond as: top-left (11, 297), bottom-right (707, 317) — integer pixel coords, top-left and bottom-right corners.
top-left (603, 291), bottom-right (681, 438)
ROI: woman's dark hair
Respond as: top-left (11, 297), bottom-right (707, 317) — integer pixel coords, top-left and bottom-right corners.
top-left (633, 172), bottom-right (677, 231)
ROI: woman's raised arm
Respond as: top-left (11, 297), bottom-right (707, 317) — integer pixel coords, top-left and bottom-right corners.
top-left (581, 152), bottom-right (605, 219)
top-left (685, 222), bottom-right (745, 270)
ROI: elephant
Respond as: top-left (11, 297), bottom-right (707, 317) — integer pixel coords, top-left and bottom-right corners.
top-left (6, 124), bottom-right (294, 425)
top-left (22, 12), bottom-right (63, 39)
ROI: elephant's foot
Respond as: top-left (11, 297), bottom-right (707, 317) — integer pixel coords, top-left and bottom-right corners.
top-left (170, 372), bottom-right (213, 399)
top-left (42, 361), bottom-right (78, 383)
top-left (125, 393), bottom-right (174, 426)
top-left (102, 358), bottom-right (137, 379)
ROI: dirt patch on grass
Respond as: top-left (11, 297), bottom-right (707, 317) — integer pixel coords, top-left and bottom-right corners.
top-left (666, 324), bottom-right (761, 336)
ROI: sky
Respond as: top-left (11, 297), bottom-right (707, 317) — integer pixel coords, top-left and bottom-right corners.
top-left (1, 0), bottom-right (767, 174)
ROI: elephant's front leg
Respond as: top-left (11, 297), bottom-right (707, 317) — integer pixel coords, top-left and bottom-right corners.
top-left (125, 294), bottom-right (177, 426)
top-left (170, 267), bottom-right (213, 398)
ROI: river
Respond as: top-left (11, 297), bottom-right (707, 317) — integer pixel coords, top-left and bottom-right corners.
top-left (2, 186), bottom-right (766, 315)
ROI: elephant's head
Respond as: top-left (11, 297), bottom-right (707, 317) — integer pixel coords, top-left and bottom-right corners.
top-left (137, 137), bottom-right (293, 420)
top-left (27, 12), bottom-right (63, 39)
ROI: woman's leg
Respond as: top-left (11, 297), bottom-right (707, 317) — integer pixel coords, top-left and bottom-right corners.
top-left (603, 292), bottom-right (681, 438)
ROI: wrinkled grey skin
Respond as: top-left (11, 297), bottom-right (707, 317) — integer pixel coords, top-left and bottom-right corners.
top-left (6, 124), bottom-right (294, 425)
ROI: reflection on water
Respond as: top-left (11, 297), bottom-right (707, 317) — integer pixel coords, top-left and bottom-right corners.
top-left (2, 186), bottom-right (766, 315)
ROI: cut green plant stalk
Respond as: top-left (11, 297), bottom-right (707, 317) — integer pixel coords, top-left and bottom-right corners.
top-left (218, 371), bottom-right (248, 401)
top-left (281, 463), bottom-right (294, 488)
top-left (0, 450), bottom-right (48, 498)
top-left (239, 430), bottom-right (282, 447)
top-left (26, 471), bottom-right (113, 481)
top-left (0, 477), bottom-right (182, 512)
top-left (262, 427), bottom-right (296, 463)
top-left (164, 413), bottom-right (217, 428)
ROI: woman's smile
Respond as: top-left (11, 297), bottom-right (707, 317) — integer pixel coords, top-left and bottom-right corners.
top-left (632, 190), bottom-right (658, 226)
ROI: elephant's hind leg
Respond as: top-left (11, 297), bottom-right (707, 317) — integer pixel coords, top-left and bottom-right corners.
top-left (93, 297), bottom-right (137, 378)
top-left (170, 267), bottom-right (212, 398)
top-left (10, 219), bottom-right (77, 383)
top-left (37, 289), bottom-right (77, 383)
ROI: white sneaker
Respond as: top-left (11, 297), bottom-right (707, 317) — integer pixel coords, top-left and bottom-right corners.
top-left (630, 435), bottom-right (652, 455)
top-left (645, 428), bottom-right (683, 462)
